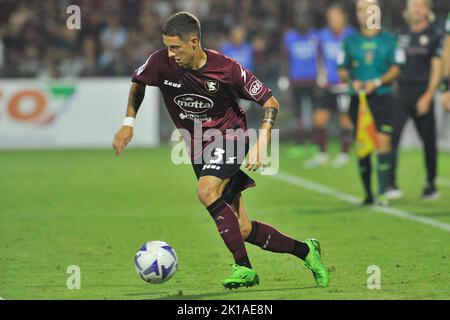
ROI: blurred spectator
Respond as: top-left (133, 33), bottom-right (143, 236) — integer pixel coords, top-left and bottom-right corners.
top-left (0, 0), bottom-right (448, 79)
top-left (283, 13), bottom-right (320, 158)
top-left (220, 25), bottom-right (254, 71)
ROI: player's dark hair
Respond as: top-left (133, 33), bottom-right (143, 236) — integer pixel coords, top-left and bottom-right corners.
top-left (162, 12), bottom-right (201, 42)
top-left (328, 2), bottom-right (347, 15)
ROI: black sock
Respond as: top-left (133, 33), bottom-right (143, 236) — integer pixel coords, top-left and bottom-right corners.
top-left (292, 240), bottom-right (310, 260)
top-left (359, 155), bottom-right (373, 198)
top-left (377, 153), bottom-right (391, 195)
top-left (235, 256), bottom-right (252, 268)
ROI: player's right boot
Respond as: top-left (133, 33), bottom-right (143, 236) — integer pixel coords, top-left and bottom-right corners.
top-left (376, 195), bottom-right (389, 207)
top-left (304, 239), bottom-right (329, 288)
top-left (422, 184), bottom-right (440, 201)
top-left (222, 264), bottom-right (260, 289)
top-left (385, 185), bottom-right (403, 200)
top-left (332, 153), bottom-right (350, 169)
top-left (304, 152), bottom-right (329, 169)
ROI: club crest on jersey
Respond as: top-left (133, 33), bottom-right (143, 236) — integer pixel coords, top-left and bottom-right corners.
top-left (419, 35), bottom-right (429, 46)
top-left (204, 80), bottom-right (219, 94)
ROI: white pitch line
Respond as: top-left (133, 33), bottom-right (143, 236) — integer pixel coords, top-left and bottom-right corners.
top-left (437, 177), bottom-right (450, 189)
top-left (270, 171), bottom-right (450, 233)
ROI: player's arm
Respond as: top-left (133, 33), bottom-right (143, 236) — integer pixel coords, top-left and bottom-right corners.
top-left (443, 34), bottom-right (450, 111)
top-left (416, 56), bottom-right (442, 116)
top-left (364, 64), bottom-right (401, 95)
top-left (444, 36), bottom-right (450, 79)
top-left (246, 96), bottom-right (279, 172)
top-left (112, 82), bottom-right (146, 156)
top-left (338, 68), bottom-right (363, 92)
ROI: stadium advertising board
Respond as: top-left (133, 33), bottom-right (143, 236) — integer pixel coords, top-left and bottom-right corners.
top-left (0, 78), bottom-right (159, 149)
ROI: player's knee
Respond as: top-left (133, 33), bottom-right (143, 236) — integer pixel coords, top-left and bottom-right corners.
top-left (196, 186), bottom-right (221, 207)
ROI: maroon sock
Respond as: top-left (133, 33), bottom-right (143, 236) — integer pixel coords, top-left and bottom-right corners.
top-left (314, 128), bottom-right (327, 153)
top-left (207, 198), bottom-right (251, 268)
top-left (341, 129), bottom-right (353, 154)
top-left (245, 221), bottom-right (310, 260)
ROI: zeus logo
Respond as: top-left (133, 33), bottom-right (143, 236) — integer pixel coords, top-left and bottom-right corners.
top-left (210, 148), bottom-right (225, 164)
top-left (164, 80), bottom-right (181, 88)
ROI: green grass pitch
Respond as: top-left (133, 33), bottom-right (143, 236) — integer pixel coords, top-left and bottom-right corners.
top-left (1, 144), bottom-right (449, 300)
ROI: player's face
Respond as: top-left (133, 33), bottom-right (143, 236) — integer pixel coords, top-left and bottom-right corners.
top-left (407, 0), bottom-right (430, 24)
top-left (163, 35), bottom-right (197, 68)
top-left (356, 0), bottom-right (379, 28)
top-left (327, 8), bottom-right (346, 33)
top-left (231, 26), bottom-right (246, 45)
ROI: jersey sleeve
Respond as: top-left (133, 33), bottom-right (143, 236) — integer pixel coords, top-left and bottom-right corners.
top-left (283, 31), bottom-right (292, 50)
top-left (446, 12), bottom-right (450, 34)
top-left (431, 30), bottom-right (444, 58)
top-left (131, 51), bottom-right (161, 86)
top-left (389, 36), bottom-right (406, 66)
top-left (337, 37), bottom-right (351, 70)
top-left (230, 59), bottom-right (272, 106)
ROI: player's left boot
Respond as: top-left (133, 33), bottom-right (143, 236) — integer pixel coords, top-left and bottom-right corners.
top-left (304, 239), bottom-right (329, 288)
top-left (222, 264), bottom-right (260, 289)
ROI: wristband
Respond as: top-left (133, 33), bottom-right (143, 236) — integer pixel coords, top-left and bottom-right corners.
top-left (373, 78), bottom-right (383, 88)
top-left (122, 117), bottom-right (135, 127)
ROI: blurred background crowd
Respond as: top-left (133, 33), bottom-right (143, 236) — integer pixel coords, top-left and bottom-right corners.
top-left (1, 0), bottom-right (449, 146)
top-left (0, 0), bottom-right (448, 80)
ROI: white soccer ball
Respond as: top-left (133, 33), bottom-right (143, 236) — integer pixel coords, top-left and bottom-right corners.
top-left (134, 241), bottom-right (178, 284)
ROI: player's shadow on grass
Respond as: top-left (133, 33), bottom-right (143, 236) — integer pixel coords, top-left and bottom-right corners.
top-left (141, 286), bottom-right (317, 300)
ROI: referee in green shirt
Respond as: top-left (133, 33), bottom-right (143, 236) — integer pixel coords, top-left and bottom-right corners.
top-left (338, 0), bottom-right (404, 206)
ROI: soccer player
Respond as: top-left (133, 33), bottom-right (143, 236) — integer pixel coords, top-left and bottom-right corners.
top-left (305, 4), bottom-right (355, 169)
top-left (112, 12), bottom-right (328, 289)
top-left (388, 0), bottom-right (443, 200)
top-left (220, 25), bottom-right (254, 72)
top-left (442, 11), bottom-right (450, 112)
top-left (220, 25), bottom-right (255, 112)
top-left (283, 15), bottom-right (320, 159)
top-left (338, 0), bottom-right (403, 206)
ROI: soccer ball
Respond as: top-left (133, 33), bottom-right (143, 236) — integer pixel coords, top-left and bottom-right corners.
top-left (134, 241), bottom-right (178, 284)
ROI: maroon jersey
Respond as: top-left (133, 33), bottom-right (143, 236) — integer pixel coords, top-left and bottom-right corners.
top-left (132, 48), bottom-right (272, 159)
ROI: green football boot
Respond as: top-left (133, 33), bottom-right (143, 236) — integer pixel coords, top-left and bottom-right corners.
top-left (222, 264), bottom-right (260, 289)
top-left (304, 239), bottom-right (329, 288)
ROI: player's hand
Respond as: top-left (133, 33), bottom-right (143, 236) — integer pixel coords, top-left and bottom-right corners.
top-left (442, 91), bottom-right (450, 112)
top-left (113, 126), bottom-right (133, 156)
top-left (364, 81), bottom-right (378, 95)
top-left (352, 81), bottom-right (364, 92)
top-left (245, 143), bottom-right (267, 172)
top-left (416, 92), bottom-right (433, 117)
top-left (245, 133), bottom-right (269, 172)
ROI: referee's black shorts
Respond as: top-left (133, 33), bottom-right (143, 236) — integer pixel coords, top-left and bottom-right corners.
top-left (349, 93), bottom-right (394, 135)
